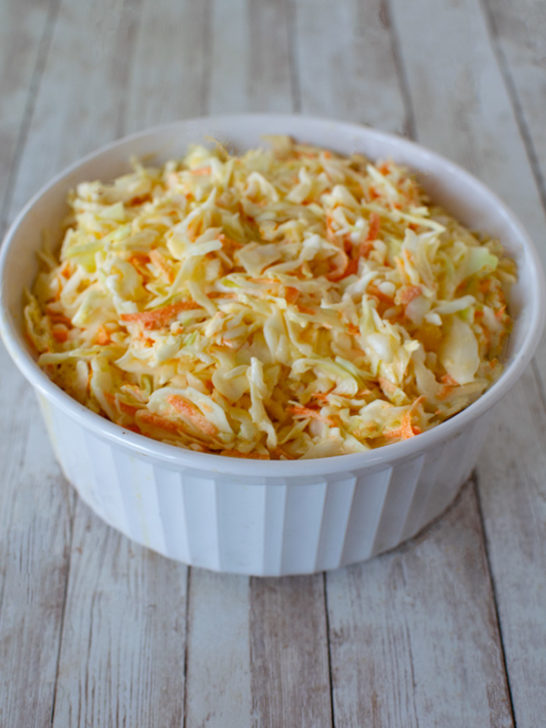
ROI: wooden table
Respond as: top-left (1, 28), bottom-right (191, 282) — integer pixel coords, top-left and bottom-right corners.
top-left (1, 1), bottom-right (545, 725)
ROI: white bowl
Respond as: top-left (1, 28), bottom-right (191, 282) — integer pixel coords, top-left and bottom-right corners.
top-left (1, 115), bottom-right (543, 575)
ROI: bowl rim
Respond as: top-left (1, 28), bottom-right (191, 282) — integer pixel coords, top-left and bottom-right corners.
top-left (1, 113), bottom-right (544, 477)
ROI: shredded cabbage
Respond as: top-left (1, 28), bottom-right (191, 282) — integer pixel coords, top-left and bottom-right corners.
top-left (25, 137), bottom-right (516, 458)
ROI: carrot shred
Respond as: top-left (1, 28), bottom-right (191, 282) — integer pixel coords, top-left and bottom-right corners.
top-left (191, 166), bottom-right (211, 176)
top-left (368, 285), bottom-right (394, 304)
top-left (384, 410), bottom-right (421, 440)
top-left (167, 394), bottom-right (218, 436)
top-left (150, 249), bottom-right (173, 282)
top-left (290, 405), bottom-right (333, 425)
top-left (52, 325), bottom-right (68, 343)
top-left (399, 285), bottom-right (421, 305)
top-left (297, 304), bottom-right (317, 315)
top-left (127, 194), bottom-right (152, 206)
top-left (136, 410), bottom-right (181, 434)
top-left (285, 286), bottom-right (300, 304)
top-left (367, 212), bottom-right (380, 241)
top-left (120, 301), bottom-right (198, 329)
top-left (96, 326), bottom-right (111, 345)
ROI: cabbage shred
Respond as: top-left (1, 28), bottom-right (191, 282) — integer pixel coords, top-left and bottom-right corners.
top-left (25, 137), bottom-right (516, 459)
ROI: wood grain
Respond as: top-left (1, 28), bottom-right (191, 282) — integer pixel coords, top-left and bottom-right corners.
top-left (478, 7), bottom-right (546, 724)
top-left (8, 0), bottom-right (134, 215)
top-left (51, 505), bottom-right (188, 727)
top-left (482, 0), bottom-right (546, 209)
top-left (327, 483), bottom-right (513, 727)
top-left (208, 0), bottom-right (293, 114)
top-left (124, 0), bottom-right (211, 132)
top-left (184, 571), bottom-right (251, 727)
top-left (0, 0), bottom-right (58, 231)
top-left (0, 2), bottom-right (74, 727)
top-left (249, 575), bottom-right (333, 728)
top-left (0, 382), bottom-right (73, 728)
top-left (291, 0), bottom-right (408, 134)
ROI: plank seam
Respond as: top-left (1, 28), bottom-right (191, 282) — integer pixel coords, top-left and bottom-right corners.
top-left (479, 0), bottom-right (546, 215)
top-left (182, 566), bottom-right (192, 728)
top-left (383, 0), bottom-right (416, 139)
top-left (49, 489), bottom-right (76, 726)
top-left (0, 0), bottom-right (61, 234)
top-left (531, 359), bottom-right (546, 416)
top-left (322, 572), bottom-right (336, 727)
top-left (472, 471), bottom-right (517, 727)
top-left (200, 0), bottom-right (213, 116)
top-left (115, 0), bottom-right (145, 139)
top-left (285, 0), bottom-right (301, 113)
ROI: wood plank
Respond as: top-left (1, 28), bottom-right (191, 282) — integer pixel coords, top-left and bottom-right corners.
top-left (482, 0), bottom-right (546, 210)
top-left (208, 0), bottom-right (293, 114)
top-left (51, 505), bottom-right (188, 727)
top-left (0, 2), bottom-right (75, 727)
top-left (476, 369), bottom-right (546, 728)
top-left (327, 483), bottom-right (513, 727)
top-left (0, 379), bottom-right (74, 728)
top-left (389, 0), bottom-right (546, 722)
top-left (184, 572), bottom-right (251, 727)
top-left (8, 0), bottom-right (136, 215)
top-left (477, 14), bottom-right (546, 724)
top-left (124, 0), bottom-right (211, 132)
top-left (291, 0), bottom-right (408, 133)
top-left (248, 576), bottom-right (332, 728)
top-left (0, 0), bottom-right (56, 231)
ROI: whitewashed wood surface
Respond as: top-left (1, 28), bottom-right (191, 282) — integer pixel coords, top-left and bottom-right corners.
top-left (0, 0), bottom-right (544, 725)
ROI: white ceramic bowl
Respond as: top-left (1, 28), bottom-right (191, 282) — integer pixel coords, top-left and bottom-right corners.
top-left (1, 115), bottom-right (543, 575)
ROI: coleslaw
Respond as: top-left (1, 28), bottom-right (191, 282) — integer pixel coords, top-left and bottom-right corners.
top-left (24, 136), bottom-right (516, 459)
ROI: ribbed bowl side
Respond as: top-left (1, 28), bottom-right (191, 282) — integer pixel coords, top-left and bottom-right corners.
top-left (38, 394), bottom-right (492, 575)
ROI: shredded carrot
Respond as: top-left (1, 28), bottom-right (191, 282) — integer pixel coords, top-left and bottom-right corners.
top-left (399, 285), bottom-right (421, 305)
top-left (136, 410), bottom-right (181, 434)
top-left (368, 285), bottom-right (394, 304)
top-left (52, 325), bottom-right (68, 343)
top-left (60, 261), bottom-right (72, 279)
top-left (167, 394), bottom-right (218, 436)
top-left (96, 326), bottom-right (111, 345)
top-left (46, 310), bottom-right (72, 327)
top-left (384, 410), bottom-right (421, 440)
top-left (127, 194), bottom-right (152, 206)
top-left (297, 304), bottom-right (317, 315)
top-left (191, 166), bottom-right (211, 176)
top-left (290, 405), bottom-right (333, 425)
top-left (378, 377), bottom-right (398, 395)
top-left (367, 212), bottom-right (380, 241)
top-left (285, 286), bottom-right (300, 304)
top-left (104, 392), bottom-right (140, 416)
top-left (120, 300), bottom-right (199, 329)
top-left (150, 249), bottom-right (173, 282)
